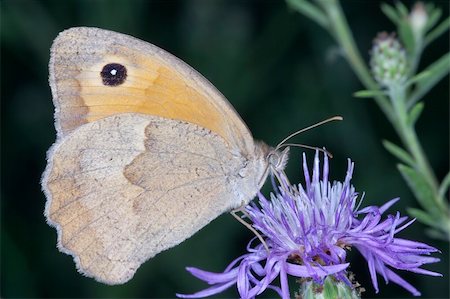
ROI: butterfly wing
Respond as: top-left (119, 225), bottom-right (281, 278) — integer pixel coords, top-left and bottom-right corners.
top-left (44, 27), bottom-right (272, 284)
top-left (43, 113), bottom-right (260, 284)
top-left (49, 27), bottom-right (254, 154)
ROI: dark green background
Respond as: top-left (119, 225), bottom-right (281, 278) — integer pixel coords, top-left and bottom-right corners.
top-left (1, 0), bottom-right (448, 298)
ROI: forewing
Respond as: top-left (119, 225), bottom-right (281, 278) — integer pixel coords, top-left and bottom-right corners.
top-left (49, 27), bottom-right (254, 153)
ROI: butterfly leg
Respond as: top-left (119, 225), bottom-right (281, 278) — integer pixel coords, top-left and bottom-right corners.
top-left (230, 207), bottom-right (269, 252)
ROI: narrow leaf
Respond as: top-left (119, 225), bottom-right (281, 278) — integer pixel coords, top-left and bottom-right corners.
top-left (407, 207), bottom-right (440, 228)
top-left (425, 228), bottom-right (449, 241)
top-left (425, 16), bottom-right (450, 46)
top-left (407, 102), bottom-right (424, 126)
top-left (353, 89), bottom-right (386, 98)
top-left (398, 21), bottom-right (415, 56)
top-left (323, 277), bottom-right (339, 298)
top-left (397, 164), bottom-right (440, 216)
top-left (395, 1), bottom-right (409, 18)
top-left (406, 70), bottom-right (431, 86)
top-left (381, 3), bottom-right (399, 25)
top-left (425, 7), bottom-right (442, 32)
top-left (301, 286), bottom-right (315, 299)
top-left (409, 53), bottom-right (450, 106)
top-left (286, 0), bottom-right (329, 29)
top-left (438, 172), bottom-right (450, 200)
top-left (382, 140), bottom-right (415, 166)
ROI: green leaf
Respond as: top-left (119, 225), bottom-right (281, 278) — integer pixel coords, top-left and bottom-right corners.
top-left (301, 287), bottom-right (314, 299)
top-left (425, 16), bottom-right (450, 46)
top-left (353, 89), bottom-right (386, 98)
top-left (407, 207), bottom-right (440, 228)
top-left (382, 140), bottom-right (415, 166)
top-left (323, 277), bottom-right (339, 298)
top-left (395, 1), bottom-right (409, 18)
top-left (425, 7), bottom-right (442, 32)
top-left (425, 228), bottom-right (449, 241)
top-left (381, 3), bottom-right (399, 25)
top-left (398, 21), bottom-right (415, 57)
top-left (397, 164), bottom-right (440, 216)
top-left (300, 277), bottom-right (361, 299)
top-left (407, 101), bottom-right (424, 126)
top-left (286, 0), bottom-right (329, 29)
top-left (406, 70), bottom-right (431, 86)
top-left (438, 172), bottom-right (450, 200)
top-left (336, 282), bottom-right (360, 299)
top-left (409, 52), bottom-right (450, 106)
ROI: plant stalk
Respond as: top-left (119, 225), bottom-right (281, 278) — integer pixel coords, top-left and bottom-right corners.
top-left (294, 0), bottom-right (450, 237)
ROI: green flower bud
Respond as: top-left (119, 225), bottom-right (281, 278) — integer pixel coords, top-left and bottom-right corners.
top-left (297, 276), bottom-right (362, 299)
top-left (370, 32), bottom-right (408, 88)
top-left (409, 2), bottom-right (427, 39)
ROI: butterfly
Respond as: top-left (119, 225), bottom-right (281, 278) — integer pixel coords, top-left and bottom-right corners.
top-left (42, 27), bottom-right (289, 285)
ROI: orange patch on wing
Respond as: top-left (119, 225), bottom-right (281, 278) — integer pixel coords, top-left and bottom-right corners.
top-left (77, 51), bottom-right (224, 141)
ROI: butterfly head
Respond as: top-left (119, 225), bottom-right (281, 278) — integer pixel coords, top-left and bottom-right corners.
top-left (252, 142), bottom-right (289, 191)
top-left (267, 147), bottom-right (289, 174)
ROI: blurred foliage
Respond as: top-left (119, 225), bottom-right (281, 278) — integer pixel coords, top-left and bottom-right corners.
top-left (1, 0), bottom-right (448, 298)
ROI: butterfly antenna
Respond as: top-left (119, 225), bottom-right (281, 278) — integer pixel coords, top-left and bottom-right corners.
top-left (274, 116), bottom-right (343, 151)
top-left (277, 143), bottom-right (333, 158)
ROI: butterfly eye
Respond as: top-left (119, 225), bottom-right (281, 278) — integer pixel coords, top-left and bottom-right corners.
top-left (268, 152), bottom-right (280, 168)
top-left (268, 148), bottom-right (289, 172)
top-left (100, 63), bottom-right (127, 86)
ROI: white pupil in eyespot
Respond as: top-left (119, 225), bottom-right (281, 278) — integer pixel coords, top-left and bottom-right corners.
top-left (110, 69), bottom-right (117, 76)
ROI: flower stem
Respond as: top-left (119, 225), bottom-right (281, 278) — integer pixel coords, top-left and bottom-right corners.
top-left (326, 0), bottom-right (450, 237)
top-left (321, 0), bottom-right (394, 123)
top-left (390, 87), bottom-right (431, 182)
top-left (289, 0), bottom-right (450, 238)
top-left (389, 86), bottom-right (448, 215)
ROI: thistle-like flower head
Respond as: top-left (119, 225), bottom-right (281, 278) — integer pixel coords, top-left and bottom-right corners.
top-left (178, 152), bottom-right (441, 299)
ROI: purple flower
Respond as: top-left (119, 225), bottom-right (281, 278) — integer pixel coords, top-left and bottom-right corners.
top-left (177, 152), bottom-right (441, 299)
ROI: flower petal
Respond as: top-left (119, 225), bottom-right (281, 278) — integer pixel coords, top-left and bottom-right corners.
top-left (384, 267), bottom-right (421, 296)
top-left (379, 197), bottom-right (400, 214)
top-left (279, 262), bottom-right (290, 299)
top-left (285, 262), bottom-right (349, 277)
top-left (185, 267), bottom-right (238, 284)
top-left (176, 279), bottom-right (237, 298)
top-left (409, 267), bottom-right (442, 276)
top-left (237, 261), bottom-right (250, 298)
top-left (364, 250), bottom-right (380, 293)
